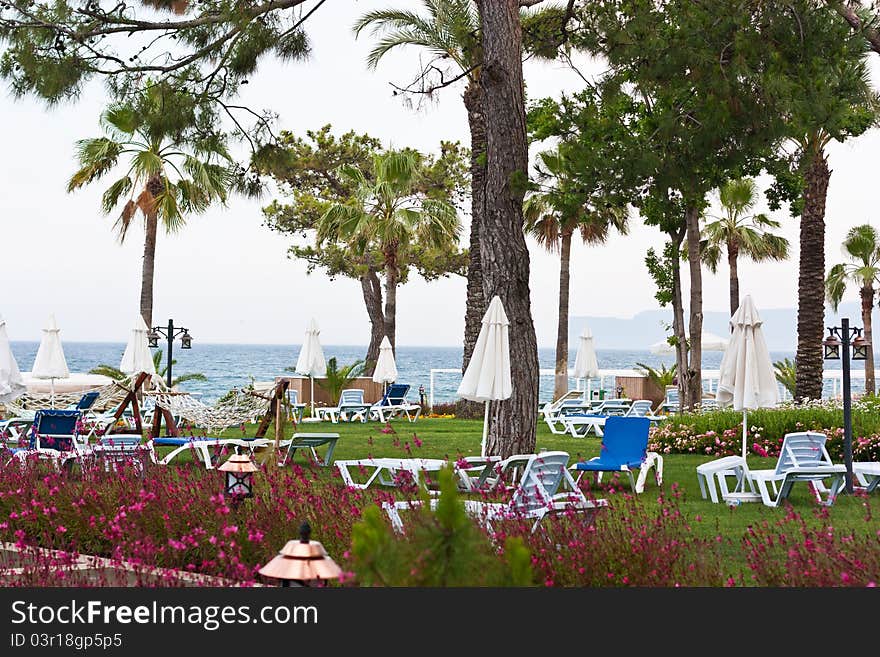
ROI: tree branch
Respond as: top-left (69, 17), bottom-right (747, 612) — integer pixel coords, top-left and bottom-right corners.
top-left (826, 0), bottom-right (880, 54)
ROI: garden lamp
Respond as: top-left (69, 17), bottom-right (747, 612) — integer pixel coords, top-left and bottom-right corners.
top-left (822, 331), bottom-right (842, 360)
top-left (852, 334), bottom-right (870, 361)
top-left (258, 522), bottom-right (342, 587)
top-left (219, 453), bottom-right (257, 500)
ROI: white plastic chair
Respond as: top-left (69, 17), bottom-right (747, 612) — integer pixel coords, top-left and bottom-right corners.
top-left (319, 389), bottom-right (371, 423)
top-left (748, 432), bottom-right (846, 507)
top-left (384, 451), bottom-right (608, 534)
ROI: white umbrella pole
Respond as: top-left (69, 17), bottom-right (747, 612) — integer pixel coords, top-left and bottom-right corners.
top-left (310, 376), bottom-right (315, 418)
top-left (742, 410), bottom-right (748, 461)
top-left (481, 401), bottom-right (489, 457)
top-left (50, 378), bottom-right (55, 409)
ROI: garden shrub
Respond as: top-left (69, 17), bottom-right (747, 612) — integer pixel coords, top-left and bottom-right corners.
top-left (349, 468), bottom-right (531, 586)
top-left (650, 398), bottom-right (880, 461)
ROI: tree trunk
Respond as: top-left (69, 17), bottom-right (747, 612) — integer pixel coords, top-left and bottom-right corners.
top-left (670, 228), bottom-right (688, 412)
top-left (360, 268), bottom-right (384, 376)
top-left (383, 247), bottom-right (398, 354)
top-left (795, 151), bottom-right (830, 401)
top-left (457, 81), bottom-right (488, 419)
top-left (861, 285), bottom-right (875, 395)
top-left (478, 0), bottom-right (540, 458)
top-left (683, 205), bottom-right (703, 409)
top-left (728, 241), bottom-right (740, 318)
top-left (462, 81), bottom-right (487, 373)
top-left (554, 231), bottom-right (573, 400)
top-left (140, 211), bottom-right (158, 328)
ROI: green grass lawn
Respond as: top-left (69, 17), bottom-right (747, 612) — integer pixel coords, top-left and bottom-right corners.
top-left (157, 415), bottom-right (876, 542)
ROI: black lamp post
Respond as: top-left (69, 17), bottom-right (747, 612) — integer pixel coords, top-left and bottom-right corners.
top-left (823, 318), bottom-right (869, 495)
top-left (147, 319), bottom-right (193, 388)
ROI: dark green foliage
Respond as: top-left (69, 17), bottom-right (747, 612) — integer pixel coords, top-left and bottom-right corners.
top-left (0, 1), bottom-right (314, 104)
top-left (350, 468), bottom-right (532, 586)
top-left (644, 242), bottom-right (677, 307)
top-left (255, 125), bottom-right (469, 283)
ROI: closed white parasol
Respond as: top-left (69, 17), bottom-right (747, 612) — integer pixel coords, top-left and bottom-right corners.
top-left (0, 315), bottom-right (25, 404)
top-left (120, 314), bottom-right (157, 376)
top-left (372, 336), bottom-right (397, 394)
top-left (295, 318), bottom-right (327, 418)
top-left (457, 296), bottom-right (512, 456)
top-left (31, 313), bottom-right (70, 408)
top-left (716, 295), bottom-right (779, 461)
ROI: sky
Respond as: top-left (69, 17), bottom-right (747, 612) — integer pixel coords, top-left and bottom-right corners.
top-left (1, 2), bottom-right (879, 348)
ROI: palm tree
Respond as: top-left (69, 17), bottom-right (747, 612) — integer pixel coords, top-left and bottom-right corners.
top-left (68, 83), bottom-right (243, 327)
top-left (89, 349), bottom-right (207, 388)
top-left (318, 150), bottom-right (460, 351)
top-left (525, 150), bottom-right (627, 401)
top-left (317, 357), bottom-right (366, 406)
top-left (826, 224), bottom-right (880, 395)
top-left (635, 362), bottom-right (677, 389)
top-left (353, 1), bottom-right (486, 374)
top-left (701, 178), bottom-right (789, 317)
top-left (773, 358), bottom-right (797, 398)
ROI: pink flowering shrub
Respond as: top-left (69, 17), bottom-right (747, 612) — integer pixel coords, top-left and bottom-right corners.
top-left (743, 502), bottom-right (880, 586)
top-left (0, 458), bottom-right (380, 585)
top-left (492, 484), bottom-right (731, 586)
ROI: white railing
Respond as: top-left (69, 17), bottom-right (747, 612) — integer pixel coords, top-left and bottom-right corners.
top-left (428, 367), bottom-right (878, 410)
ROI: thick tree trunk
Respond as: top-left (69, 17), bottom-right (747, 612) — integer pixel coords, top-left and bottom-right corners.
top-left (457, 82), bottom-right (488, 419)
top-left (360, 268), bottom-right (384, 376)
top-left (140, 212), bottom-right (158, 328)
top-left (795, 151), bottom-right (830, 401)
top-left (478, 0), bottom-right (540, 458)
top-left (383, 248), bottom-right (398, 354)
top-left (669, 229), bottom-right (687, 412)
top-left (683, 205), bottom-right (703, 409)
top-left (462, 81), bottom-right (487, 373)
top-left (861, 285), bottom-right (875, 395)
top-left (554, 231), bottom-right (573, 400)
top-left (728, 241), bottom-right (740, 318)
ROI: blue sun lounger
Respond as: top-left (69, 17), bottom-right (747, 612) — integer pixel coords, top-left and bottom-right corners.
top-left (570, 416), bottom-right (663, 493)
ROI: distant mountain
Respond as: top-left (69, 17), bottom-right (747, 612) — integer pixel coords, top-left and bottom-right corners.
top-left (570, 301), bottom-right (876, 351)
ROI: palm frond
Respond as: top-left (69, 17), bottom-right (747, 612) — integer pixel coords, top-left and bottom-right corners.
top-left (68, 138), bottom-right (124, 191)
top-left (100, 176), bottom-right (133, 215)
top-left (842, 224), bottom-right (878, 264)
top-left (171, 372), bottom-right (208, 387)
top-left (88, 364), bottom-right (127, 381)
top-left (101, 103), bottom-right (141, 137)
top-left (825, 263), bottom-right (848, 311)
top-left (112, 199), bottom-right (139, 244)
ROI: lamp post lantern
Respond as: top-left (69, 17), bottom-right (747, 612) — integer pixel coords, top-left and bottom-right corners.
top-left (147, 319), bottom-right (193, 388)
top-left (823, 317), bottom-right (869, 495)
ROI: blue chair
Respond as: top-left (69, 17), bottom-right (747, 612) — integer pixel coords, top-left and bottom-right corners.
top-left (0, 391), bottom-right (101, 445)
top-left (7, 409), bottom-right (89, 469)
top-left (370, 383), bottom-right (422, 422)
top-left (570, 416), bottom-right (663, 494)
top-left (73, 391), bottom-right (101, 412)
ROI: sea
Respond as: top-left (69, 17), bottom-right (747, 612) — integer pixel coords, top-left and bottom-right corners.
top-left (7, 341), bottom-right (850, 405)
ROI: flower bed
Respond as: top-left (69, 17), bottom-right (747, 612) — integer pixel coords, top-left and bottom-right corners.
top-left (649, 399), bottom-right (880, 461)
top-left (2, 451), bottom-right (878, 587)
top-left (0, 458), bottom-right (387, 585)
